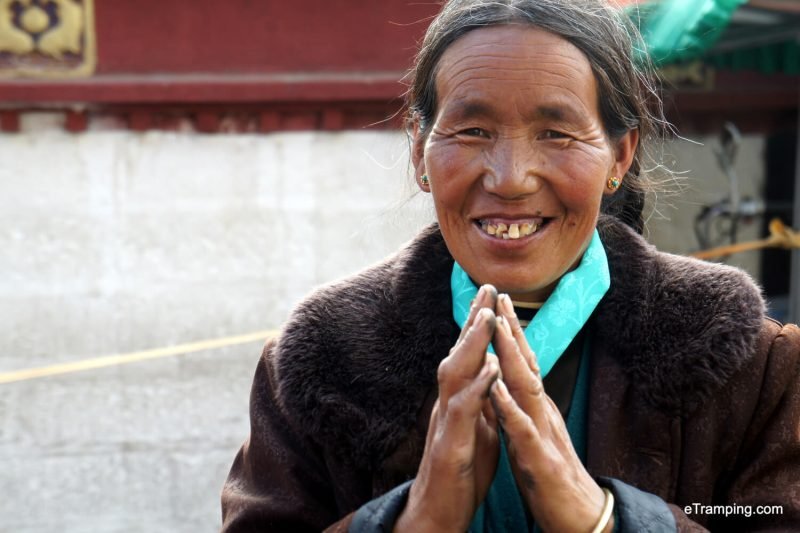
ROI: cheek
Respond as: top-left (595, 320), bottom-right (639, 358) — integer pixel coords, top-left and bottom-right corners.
top-left (550, 152), bottom-right (609, 213)
top-left (427, 142), bottom-right (472, 174)
top-left (426, 146), bottom-right (480, 203)
top-left (560, 180), bottom-right (604, 210)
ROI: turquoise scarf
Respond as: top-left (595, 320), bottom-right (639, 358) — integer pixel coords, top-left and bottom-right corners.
top-left (451, 229), bottom-right (610, 532)
top-left (451, 229), bottom-right (610, 377)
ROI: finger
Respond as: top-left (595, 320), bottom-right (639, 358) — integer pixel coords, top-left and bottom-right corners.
top-left (481, 397), bottom-right (497, 431)
top-left (544, 394), bottom-right (575, 452)
top-left (497, 294), bottom-right (540, 376)
top-left (411, 360), bottom-right (500, 533)
top-left (493, 313), bottom-right (548, 427)
top-left (489, 378), bottom-right (541, 455)
top-left (438, 308), bottom-right (496, 399)
top-left (480, 353), bottom-right (500, 430)
top-left (490, 378), bottom-right (546, 494)
top-left (493, 314), bottom-right (540, 394)
top-left (475, 397), bottom-right (501, 501)
top-left (437, 359), bottom-right (500, 464)
top-left (456, 284), bottom-right (498, 345)
top-left (425, 400), bottom-right (441, 449)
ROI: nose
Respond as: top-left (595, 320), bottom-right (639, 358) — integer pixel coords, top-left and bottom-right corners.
top-left (482, 135), bottom-right (542, 199)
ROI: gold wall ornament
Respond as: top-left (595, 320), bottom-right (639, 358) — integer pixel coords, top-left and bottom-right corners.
top-left (39, 0), bottom-right (84, 59)
top-left (20, 3), bottom-right (49, 34)
top-left (0, 0), bottom-right (35, 55)
top-left (0, 0), bottom-right (96, 78)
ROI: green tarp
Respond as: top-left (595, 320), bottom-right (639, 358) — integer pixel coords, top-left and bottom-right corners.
top-left (638, 0), bottom-right (747, 64)
top-left (632, 0), bottom-right (799, 74)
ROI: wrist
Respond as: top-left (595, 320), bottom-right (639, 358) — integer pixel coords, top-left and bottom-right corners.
top-left (394, 484), bottom-right (464, 533)
top-left (393, 507), bottom-right (438, 533)
top-left (591, 487), bottom-right (615, 533)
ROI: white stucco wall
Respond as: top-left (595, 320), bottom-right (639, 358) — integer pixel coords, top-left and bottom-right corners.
top-left (1, 122), bottom-right (433, 368)
top-left (0, 123), bottom-right (432, 533)
top-left (0, 119), bottom-right (766, 532)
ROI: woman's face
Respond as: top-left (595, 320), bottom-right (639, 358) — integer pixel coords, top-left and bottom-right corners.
top-left (413, 25), bottom-right (637, 302)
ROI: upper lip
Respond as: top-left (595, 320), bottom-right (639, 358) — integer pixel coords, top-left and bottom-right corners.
top-left (473, 213), bottom-right (549, 221)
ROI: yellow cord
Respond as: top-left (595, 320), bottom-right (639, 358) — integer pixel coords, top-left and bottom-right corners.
top-left (0, 329), bottom-right (278, 384)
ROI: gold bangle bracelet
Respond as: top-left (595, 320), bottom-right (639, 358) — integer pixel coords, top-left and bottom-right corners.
top-left (591, 488), bottom-right (615, 533)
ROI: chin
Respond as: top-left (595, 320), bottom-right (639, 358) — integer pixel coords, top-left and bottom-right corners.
top-left (477, 271), bottom-right (557, 302)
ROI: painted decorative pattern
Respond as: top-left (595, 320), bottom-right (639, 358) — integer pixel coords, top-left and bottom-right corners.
top-left (0, 0), bottom-right (95, 77)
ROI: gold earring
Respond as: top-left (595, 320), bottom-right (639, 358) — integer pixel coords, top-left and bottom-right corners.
top-left (421, 174), bottom-right (430, 186)
top-left (607, 176), bottom-right (620, 191)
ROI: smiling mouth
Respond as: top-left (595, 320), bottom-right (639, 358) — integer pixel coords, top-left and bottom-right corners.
top-left (476, 218), bottom-right (547, 240)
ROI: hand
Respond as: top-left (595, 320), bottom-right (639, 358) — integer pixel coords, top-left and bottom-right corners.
top-left (490, 294), bottom-right (614, 533)
top-left (395, 285), bottom-right (501, 533)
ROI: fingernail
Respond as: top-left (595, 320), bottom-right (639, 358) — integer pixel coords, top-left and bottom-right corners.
top-left (500, 294), bottom-right (515, 316)
top-left (476, 285), bottom-right (486, 301)
top-left (480, 308), bottom-right (497, 333)
top-left (486, 285), bottom-right (498, 304)
top-left (495, 379), bottom-right (511, 401)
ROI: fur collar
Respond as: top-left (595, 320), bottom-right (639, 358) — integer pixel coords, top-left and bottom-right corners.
top-left (273, 216), bottom-right (764, 469)
top-left (593, 217), bottom-right (765, 415)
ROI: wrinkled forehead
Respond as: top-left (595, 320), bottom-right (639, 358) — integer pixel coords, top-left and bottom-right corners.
top-left (433, 25), bottom-right (600, 118)
top-left (436, 24), bottom-right (595, 84)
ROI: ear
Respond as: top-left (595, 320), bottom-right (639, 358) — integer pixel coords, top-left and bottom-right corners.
top-left (605, 128), bottom-right (639, 195)
top-left (410, 121), bottom-right (430, 192)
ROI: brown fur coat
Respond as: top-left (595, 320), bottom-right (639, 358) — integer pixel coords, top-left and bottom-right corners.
top-left (222, 216), bottom-right (800, 532)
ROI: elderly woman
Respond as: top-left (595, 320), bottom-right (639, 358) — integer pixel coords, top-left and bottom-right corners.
top-left (221, 0), bottom-right (800, 531)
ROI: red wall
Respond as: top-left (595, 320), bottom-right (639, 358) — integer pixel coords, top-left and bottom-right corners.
top-left (0, 1), bottom-right (793, 134)
top-left (93, 0), bottom-right (434, 75)
top-left (0, 1), bottom-right (440, 132)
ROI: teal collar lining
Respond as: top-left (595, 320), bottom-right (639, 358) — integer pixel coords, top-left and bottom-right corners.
top-left (451, 229), bottom-right (610, 378)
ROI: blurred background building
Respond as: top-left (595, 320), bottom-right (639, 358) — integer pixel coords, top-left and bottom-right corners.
top-left (0, 1), bottom-right (797, 531)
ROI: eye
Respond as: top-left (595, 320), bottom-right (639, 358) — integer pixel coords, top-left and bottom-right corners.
top-left (459, 127), bottom-right (488, 138)
top-left (541, 129), bottom-right (570, 140)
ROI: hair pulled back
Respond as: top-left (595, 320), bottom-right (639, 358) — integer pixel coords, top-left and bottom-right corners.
top-left (406, 0), bottom-right (669, 232)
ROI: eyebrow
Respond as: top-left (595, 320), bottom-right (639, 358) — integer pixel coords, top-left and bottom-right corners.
top-left (527, 104), bottom-right (585, 125)
top-left (531, 105), bottom-right (568, 122)
top-left (444, 100), bottom-right (582, 125)
top-left (445, 100), bottom-right (496, 122)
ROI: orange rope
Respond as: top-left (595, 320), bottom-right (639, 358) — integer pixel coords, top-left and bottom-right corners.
top-left (691, 218), bottom-right (800, 260)
top-left (0, 330), bottom-right (278, 384)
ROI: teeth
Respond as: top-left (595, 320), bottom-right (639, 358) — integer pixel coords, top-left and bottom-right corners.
top-left (520, 222), bottom-right (539, 236)
top-left (479, 219), bottom-right (542, 239)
